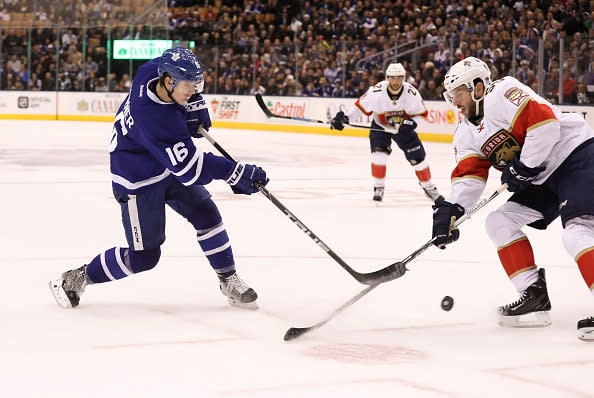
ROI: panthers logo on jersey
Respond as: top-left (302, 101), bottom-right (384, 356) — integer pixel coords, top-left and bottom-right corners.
top-left (481, 130), bottom-right (521, 169)
top-left (384, 110), bottom-right (405, 127)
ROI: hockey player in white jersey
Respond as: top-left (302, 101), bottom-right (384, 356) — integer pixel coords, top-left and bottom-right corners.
top-left (433, 56), bottom-right (594, 341)
top-left (49, 47), bottom-right (269, 310)
top-left (331, 63), bottom-right (442, 202)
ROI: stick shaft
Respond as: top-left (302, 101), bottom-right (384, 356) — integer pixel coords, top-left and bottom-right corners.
top-left (199, 126), bottom-right (404, 285)
top-left (255, 94), bottom-right (399, 134)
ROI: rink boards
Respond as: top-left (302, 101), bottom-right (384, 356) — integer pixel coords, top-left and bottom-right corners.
top-left (0, 90), bottom-right (593, 142)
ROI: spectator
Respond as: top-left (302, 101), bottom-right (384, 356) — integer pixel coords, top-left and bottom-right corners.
top-left (301, 81), bottom-right (317, 96)
top-left (29, 72), bottom-right (42, 91)
top-left (249, 79), bottom-right (266, 95)
top-left (576, 83), bottom-right (590, 104)
top-left (95, 77), bottom-right (107, 92)
top-left (558, 69), bottom-right (577, 103)
top-left (323, 60), bottom-right (341, 83)
top-left (7, 55), bottom-right (22, 74)
top-left (2, 0), bottom-right (593, 101)
top-left (41, 72), bottom-right (55, 91)
top-left (420, 79), bottom-right (440, 100)
top-left (332, 80), bottom-right (344, 97)
top-left (544, 68), bottom-right (560, 103)
top-left (586, 60), bottom-right (594, 94)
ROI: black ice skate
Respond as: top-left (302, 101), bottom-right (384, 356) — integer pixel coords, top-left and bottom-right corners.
top-left (420, 183), bottom-right (444, 202)
top-left (219, 273), bottom-right (258, 310)
top-left (577, 317), bottom-right (594, 341)
top-left (373, 186), bottom-right (384, 202)
top-left (49, 265), bottom-right (88, 308)
top-left (497, 268), bottom-right (552, 328)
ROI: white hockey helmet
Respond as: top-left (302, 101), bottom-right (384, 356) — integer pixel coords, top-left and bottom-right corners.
top-left (385, 63), bottom-right (406, 77)
top-left (443, 56), bottom-right (491, 104)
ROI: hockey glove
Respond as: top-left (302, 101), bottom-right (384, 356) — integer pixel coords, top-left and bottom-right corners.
top-left (225, 162), bottom-right (269, 195)
top-left (432, 198), bottom-right (465, 249)
top-left (398, 118), bottom-right (417, 135)
top-left (185, 93), bottom-right (211, 138)
top-left (331, 111), bottom-right (349, 131)
top-left (501, 155), bottom-right (545, 193)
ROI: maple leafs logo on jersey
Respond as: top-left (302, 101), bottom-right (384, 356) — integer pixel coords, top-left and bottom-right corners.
top-left (481, 130), bottom-right (521, 169)
top-left (171, 53), bottom-right (181, 61)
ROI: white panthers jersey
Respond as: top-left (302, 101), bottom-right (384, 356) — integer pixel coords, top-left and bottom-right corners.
top-left (345, 80), bottom-right (428, 128)
top-left (449, 76), bottom-right (594, 210)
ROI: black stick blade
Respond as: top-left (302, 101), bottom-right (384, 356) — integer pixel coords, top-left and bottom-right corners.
top-left (284, 327), bottom-right (311, 341)
top-left (255, 94), bottom-right (274, 117)
top-left (359, 262), bottom-right (408, 285)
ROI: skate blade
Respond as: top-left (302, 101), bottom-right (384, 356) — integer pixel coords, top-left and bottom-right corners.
top-left (227, 297), bottom-right (258, 311)
top-left (578, 326), bottom-right (594, 341)
top-left (48, 279), bottom-right (73, 309)
top-left (498, 311), bottom-right (551, 328)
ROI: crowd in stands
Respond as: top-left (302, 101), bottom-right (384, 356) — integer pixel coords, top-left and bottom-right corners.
top-left (1, 0), bottom-right (594, 105)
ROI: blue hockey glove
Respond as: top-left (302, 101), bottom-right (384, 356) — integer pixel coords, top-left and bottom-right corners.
top-left (432, 198), bottom-right (465, 249)
top-left (398, 118), bottom-right (417, 135)
top-left (331, 111), bottom-right (349, 131)
top-left (225, 162), bottom-right (269, 195)
top-left (185, 94), bottom-right (211, 138)
top-left (501, 155), bottom-right (545, 193)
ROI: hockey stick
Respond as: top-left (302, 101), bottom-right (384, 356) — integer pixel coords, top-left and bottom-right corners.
top-left (284, 183), bottom-right (509, 341)
top-left (198, 126), bottom-right (407, 285)
top-left (284, 284), bottom-right (378, 341)
top-left (254, 94), bottom-right (400, 134)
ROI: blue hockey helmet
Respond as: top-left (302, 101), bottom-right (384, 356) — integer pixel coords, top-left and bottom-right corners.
top-left (158, 47), bottom-right (205, 93)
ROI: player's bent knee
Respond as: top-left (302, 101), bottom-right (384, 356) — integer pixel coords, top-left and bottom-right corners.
top-left (128, 247), bottom-right (161, 273)
top-left (404, 146), bottom-right (426, 163)
top-left (372, 146), bottom-right (391, 155)
top-left (408, 155), bottom-right (426, 166)
top-left (485, 210), bottom-right (524, 246)
top-left (563, 215), bottom-right (594, 258)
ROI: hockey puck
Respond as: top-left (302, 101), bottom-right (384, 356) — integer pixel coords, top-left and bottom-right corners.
top-left (441, 296), bottom-right (454, 311)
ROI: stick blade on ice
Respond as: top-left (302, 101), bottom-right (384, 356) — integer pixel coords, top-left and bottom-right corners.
top-left (284, 327), bottom-right (311, 341)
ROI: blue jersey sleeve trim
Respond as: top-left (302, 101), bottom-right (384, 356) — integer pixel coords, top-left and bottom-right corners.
top-left (181, 151), bottom-right (205, 186)
top-left (193, 152), bottom-right (235, 185)
top-left (111, 168), bottom-right (171, 190)
top-left (172, 149), bottom-right (201, 178)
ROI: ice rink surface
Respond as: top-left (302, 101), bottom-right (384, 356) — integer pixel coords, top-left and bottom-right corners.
top-left (1, 120), bottom-right (593, 397)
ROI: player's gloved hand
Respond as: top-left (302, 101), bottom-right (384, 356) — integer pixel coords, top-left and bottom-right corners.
top-left (331, 111), bottom-right (349, 131)
top-left (225, 162), bottom-right (269, 195)
top-left (501, 155), bottom-right (545, 193)
top-left (185, 93), bottom-right (211, 138)
top-left (398, 118), bottom-right (417, 135)
top-left (432, 198), bottom-right (465, 249)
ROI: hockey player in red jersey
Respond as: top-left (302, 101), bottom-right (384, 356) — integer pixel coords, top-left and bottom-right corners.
top-left (434, 56), bottom-right (594, 341)
top-left (331, 63), bottom-right (442, 203)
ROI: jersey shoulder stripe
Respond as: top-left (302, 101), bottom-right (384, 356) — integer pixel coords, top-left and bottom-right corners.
top-left (354, 97), bottom-right (373, 116)
top-left (451, 155), bottom-right (490, 182)
top-left (511, 99), bottom-right (558, 135)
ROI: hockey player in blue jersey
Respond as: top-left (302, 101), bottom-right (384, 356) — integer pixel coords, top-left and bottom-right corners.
top-left (49, 47), bottom-right (268, 310)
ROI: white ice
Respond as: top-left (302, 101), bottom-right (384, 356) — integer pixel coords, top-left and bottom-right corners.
top-left (1, 120), bottom-right (593, 398)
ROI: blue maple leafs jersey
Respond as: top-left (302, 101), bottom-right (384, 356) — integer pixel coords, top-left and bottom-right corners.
top-left (109, 58), bottom-right (234, 194)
